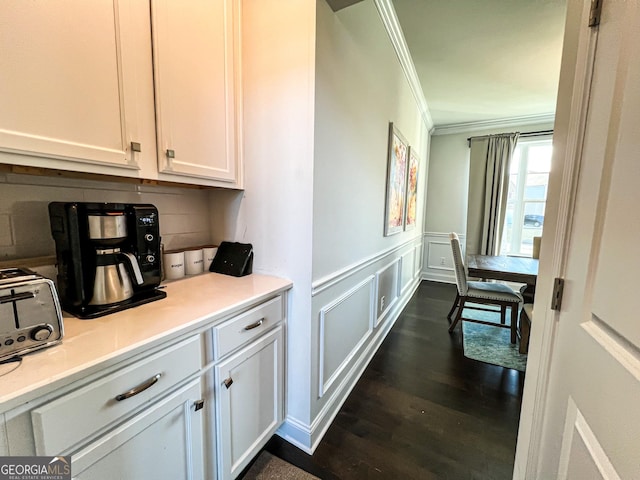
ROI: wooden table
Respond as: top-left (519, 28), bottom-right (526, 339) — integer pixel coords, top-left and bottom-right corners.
top-left (467, 255), bottom-right (539, 353)
top-left (467, 254), bottom-right (538, 286)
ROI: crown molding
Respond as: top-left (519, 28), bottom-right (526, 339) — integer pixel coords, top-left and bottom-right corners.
top-left (431, 113), bottom-right (556, 136)
top-left (374, 0), bottom-right (434, 131)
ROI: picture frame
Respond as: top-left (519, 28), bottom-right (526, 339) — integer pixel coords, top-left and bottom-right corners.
top-left (383, 122), bottom-right (409, 236)
top-left (404, 146), bottom-right (419, 230)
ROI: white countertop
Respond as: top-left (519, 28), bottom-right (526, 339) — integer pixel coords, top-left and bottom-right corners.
top-left (0, 272), bottom-right (292, 411)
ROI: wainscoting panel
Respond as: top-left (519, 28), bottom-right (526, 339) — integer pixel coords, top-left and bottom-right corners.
top-left (422, 232), bottom-right (465, 283)
top-left (400, 248), bottom-right (415, 296)
top-left (375, 258), bottom-right (400, 327)
top-left (318, 276), bottom-right (375, 398)
top-left (414, 244), bottom-right (422, 279)
top-left (280, 238), bottom-right (423, 453)
top-left (427, 240), bottom-right (452, 270)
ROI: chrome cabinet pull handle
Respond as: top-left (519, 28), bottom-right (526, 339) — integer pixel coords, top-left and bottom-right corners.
top-left (115, 373), bottom-right (162, 401)
top-left (243, 318), bottom-right (264, 331)
top-left (166, 149), bottom-right (175, 158)
top-left (223, 377), bottom-right (233, 389)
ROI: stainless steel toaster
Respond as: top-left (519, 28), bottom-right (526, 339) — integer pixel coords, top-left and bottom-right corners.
top-left (0, 268), bottom-right (64, 361)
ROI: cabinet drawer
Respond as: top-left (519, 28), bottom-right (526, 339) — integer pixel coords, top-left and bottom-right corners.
top-left (213, 296), bottom-right (283, 360)
top-left (31, 336), bottom-right (201, 455)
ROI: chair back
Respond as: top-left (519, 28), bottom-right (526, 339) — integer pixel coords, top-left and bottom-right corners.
top-left (532, 236), bottom-right (542, 259)
top-left (449, 233), bottom-right (468, 295)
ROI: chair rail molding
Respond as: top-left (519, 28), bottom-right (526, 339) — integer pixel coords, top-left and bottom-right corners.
top-left (312, 234), bottom-right (422, 296)
top-left (423, 231), bottom-right (466, 239)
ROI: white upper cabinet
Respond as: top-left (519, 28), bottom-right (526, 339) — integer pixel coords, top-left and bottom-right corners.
top-left (0, 0), bottom-right (154, 176)
top-left (0, 0), bottom-right (241, 188)
top-left (151, 0), bottom-right (241, 185)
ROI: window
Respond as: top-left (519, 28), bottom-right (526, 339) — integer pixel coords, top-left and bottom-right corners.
top-left (500, 138), bottom-right (552, 257)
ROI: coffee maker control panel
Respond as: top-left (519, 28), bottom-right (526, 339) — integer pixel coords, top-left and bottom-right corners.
top-left (130, 206), bottom-right (162, 287)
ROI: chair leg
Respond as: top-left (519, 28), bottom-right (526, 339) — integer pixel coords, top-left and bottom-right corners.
top-left (500, 305), bottom-right (507, 324)
top-left (449, 297), bottom-right (466, 333)
top-left (519, 308), bottom-right (531, 354)
top-left (510, 302), bottom-right (518, 344)
top-left (447, 293), bottom-right (460, 320)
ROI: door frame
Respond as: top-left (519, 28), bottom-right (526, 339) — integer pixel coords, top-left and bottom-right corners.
top-left (513, 0), bottom-right (601, 478)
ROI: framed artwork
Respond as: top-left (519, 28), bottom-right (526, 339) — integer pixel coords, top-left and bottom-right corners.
top-left (384, 122), bottom-right (408, 236)
top-left (404, 146), bottom-right (419, 230)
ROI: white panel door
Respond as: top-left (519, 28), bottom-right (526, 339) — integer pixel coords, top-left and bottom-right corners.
top-left (215, 326), bottom-right (283, 480)
top-left (151, 0), bottom-right (239, 184)
top-left (0, 0), bottom-right (141, 170)
top-left (536, 1), bottom-right (640, 478)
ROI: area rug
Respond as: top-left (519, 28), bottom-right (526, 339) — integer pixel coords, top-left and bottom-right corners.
top-left (460, 303), bottom-right (527, 372)
top-left (242, 451), bottom-right (320, 480)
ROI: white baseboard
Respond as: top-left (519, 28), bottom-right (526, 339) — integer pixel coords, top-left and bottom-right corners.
top-left (422, 270), bottom-right (456, 284)
top-left (276, 417), bottom-right (314, 455)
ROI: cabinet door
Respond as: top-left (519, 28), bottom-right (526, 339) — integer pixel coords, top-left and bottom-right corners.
top-left (0, 0), bottom-right (146, 172)
top-left (151, 0), bottom-right (240, 184)
top-left (215, 325), bottom-right (284, 480)
top-left (71, 380), bottom-right (205, 480)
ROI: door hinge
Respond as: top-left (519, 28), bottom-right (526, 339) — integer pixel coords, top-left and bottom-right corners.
top-left (551, 277), bottom-right (565, 311)
top-left (589, 0), bottom-right (603, 27)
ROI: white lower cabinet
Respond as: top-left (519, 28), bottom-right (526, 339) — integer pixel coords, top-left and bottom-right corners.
top-left (2, 292), bottom-right (286, 480)
top-left (72, 379), bottom-right (205, 480)
top-left (25, 336), bottom-right (206, 479)
top-left (215, 325), bottom-right (284, 480)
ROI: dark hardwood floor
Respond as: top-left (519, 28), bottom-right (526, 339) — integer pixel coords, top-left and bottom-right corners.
top-left (262, 281), bottom-right (525, 479)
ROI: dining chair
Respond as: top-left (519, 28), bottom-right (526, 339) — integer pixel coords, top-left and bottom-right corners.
top-left (447, 233), bottom-right (522, 343)
top-left (521, 235), bottom-right (542, 303)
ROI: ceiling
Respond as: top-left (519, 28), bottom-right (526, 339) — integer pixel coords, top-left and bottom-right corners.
top-left (391, 0), bottom-right (567, 127)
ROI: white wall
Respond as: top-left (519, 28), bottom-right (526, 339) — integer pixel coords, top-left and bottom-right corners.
top-left (303, 0), bottom-right (429, 451)
top-left (423, 121), bottom-right (553, 283)
top-left (210, 0), bottom-right (318, 430)
top-left (211, 0), bottom-right (430, 452)
top-left (312, 0), bottom-right (429, 281)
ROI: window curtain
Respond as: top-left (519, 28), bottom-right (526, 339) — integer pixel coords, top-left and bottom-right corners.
top-left (466, 133), bottom-right (519, 256)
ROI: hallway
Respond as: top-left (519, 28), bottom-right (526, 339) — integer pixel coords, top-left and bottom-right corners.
top-left (264, 281), bottom-right (524, 479)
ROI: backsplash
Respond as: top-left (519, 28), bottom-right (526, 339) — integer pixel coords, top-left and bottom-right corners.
top-left (0, 172), bottom-right (213, 262)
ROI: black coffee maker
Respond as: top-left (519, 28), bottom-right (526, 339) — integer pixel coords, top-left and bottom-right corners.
top-left (49, 202), bottom-right (166, 319)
